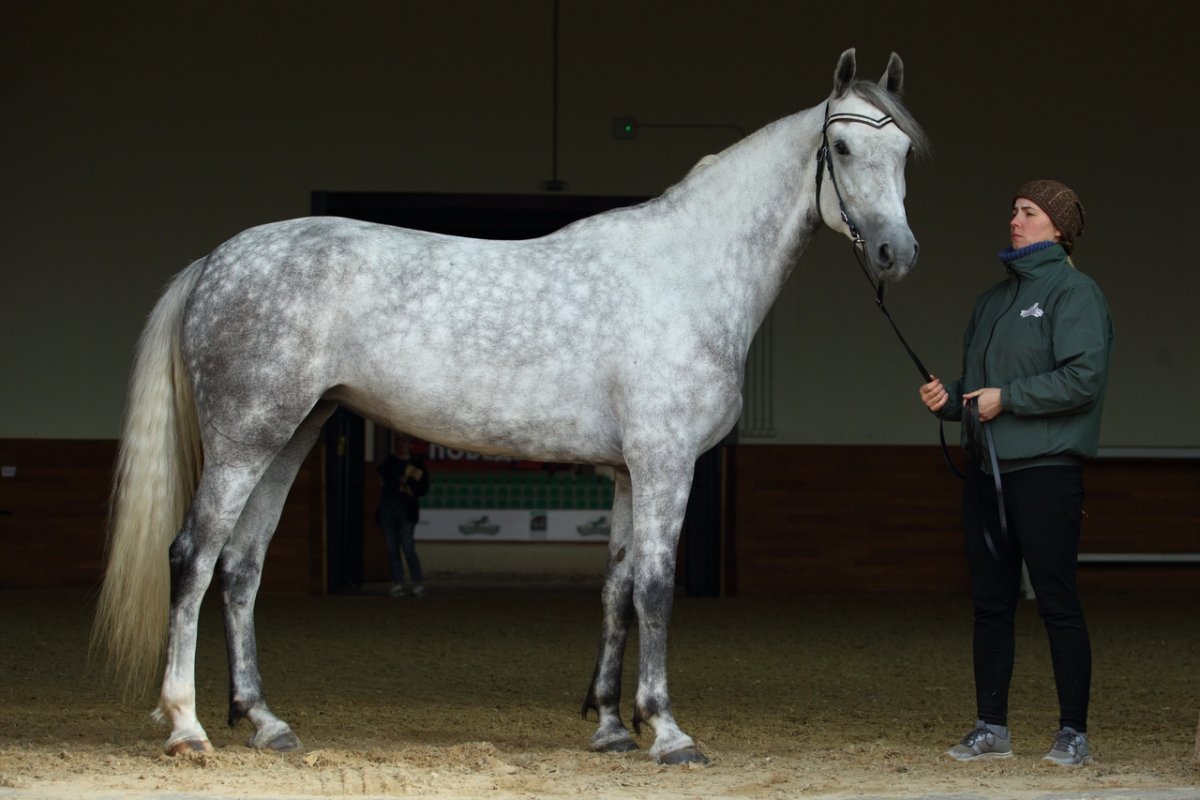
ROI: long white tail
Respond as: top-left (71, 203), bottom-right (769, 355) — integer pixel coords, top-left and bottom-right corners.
top-left (92, 259), bottom-right (206, 697)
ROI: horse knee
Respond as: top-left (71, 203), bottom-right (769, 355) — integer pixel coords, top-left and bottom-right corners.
top-left (632, 572), bottom-right (674, 617)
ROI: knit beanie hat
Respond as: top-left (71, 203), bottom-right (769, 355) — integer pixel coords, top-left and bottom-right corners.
top-left (1014, 179), bottom-right (1086, 254)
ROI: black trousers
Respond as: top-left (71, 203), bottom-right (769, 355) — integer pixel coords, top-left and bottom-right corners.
top-left (962, 462), bottom-right (1090, 732)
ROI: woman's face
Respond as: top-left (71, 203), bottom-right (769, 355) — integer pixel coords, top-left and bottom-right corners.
top-left (1010, 197), bottom-right (1062, 249)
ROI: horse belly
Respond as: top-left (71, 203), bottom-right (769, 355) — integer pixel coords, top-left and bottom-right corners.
top-left (329, 361), bottom-right (623, 466)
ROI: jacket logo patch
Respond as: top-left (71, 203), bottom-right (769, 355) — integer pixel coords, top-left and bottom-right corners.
top-left (1020, 302), bottom-right (1044, 319)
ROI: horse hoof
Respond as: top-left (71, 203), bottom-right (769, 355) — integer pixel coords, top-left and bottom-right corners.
top-left (261, 731), bottom-right (303, 752)
top-left (596, 738), bottom-right (640, 753)
top-left (165, 739), bottom-right (214, 756)
top-left (656, 746), bottom-right (708, 765)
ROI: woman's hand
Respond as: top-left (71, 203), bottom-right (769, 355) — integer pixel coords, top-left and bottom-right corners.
top-left (963, 387), bottom-right (1003, 422)
top-left (919, 376), bottom-right (948, 412)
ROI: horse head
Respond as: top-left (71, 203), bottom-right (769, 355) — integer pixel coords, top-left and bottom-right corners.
top-left (816, 49), bottom-right (928, 283)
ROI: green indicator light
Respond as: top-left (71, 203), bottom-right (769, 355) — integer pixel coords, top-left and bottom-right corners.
top-left (612, 117), bottom-right (637, 140)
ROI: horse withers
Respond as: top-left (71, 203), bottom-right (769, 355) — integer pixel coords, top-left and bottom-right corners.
top-left (93, 49), bottom-right (928, 765)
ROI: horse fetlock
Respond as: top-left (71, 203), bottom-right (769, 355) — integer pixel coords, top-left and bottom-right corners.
top-left (637, 706), bottom-right (703, 764)
top-left (632, 696), bottom-right (664, 736)
top-left (580, 687), bottom-right (600, 720)
top-left (648, 728), bottom-right (701, 763)
top-left (582, 679), bottom-right (624, 722)
top-left (589, 716), bottom-right (638, 753)
top-left (227, 698), bottom-right (254, 728)
top-left (590, 731), bottom-right (639, 753)
top-left (243, 708), bottom-right (299, 752)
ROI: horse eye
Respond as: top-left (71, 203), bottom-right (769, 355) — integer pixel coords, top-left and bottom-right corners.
top-left (834, 141), bottom-right (850, 156)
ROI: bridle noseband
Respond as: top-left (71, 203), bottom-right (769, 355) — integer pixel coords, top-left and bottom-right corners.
top-left (816, 100), bottom-right (1008, 560)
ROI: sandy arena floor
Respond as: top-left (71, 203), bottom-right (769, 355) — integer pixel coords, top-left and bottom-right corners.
top-left (1, 581), bottom-right (1197, 799)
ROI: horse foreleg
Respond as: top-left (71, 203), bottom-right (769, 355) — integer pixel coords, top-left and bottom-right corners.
top-left (583, 468), bottom-right (638, 752)
top-left (221, 403), bottom-right (333, 752)
top-left (629, 460), bottom-right (707, 765)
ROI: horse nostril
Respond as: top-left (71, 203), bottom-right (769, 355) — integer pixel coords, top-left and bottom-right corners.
top-left (878, 242), bottom-right (894, 269)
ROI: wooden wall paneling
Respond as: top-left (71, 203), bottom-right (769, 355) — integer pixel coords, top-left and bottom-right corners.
top-left (731, 446), bottom-right (1199, 595)
top-left (0, 439), bottom-right (113, 589)
top-left (732, 445), bottom-right (968, 594)
top-left (0, 439), bottom-right (324, 593)
top-left (1072, 457), bottom-right (1200, 594)
top-left (3, 439), bottom-right (1195, 595)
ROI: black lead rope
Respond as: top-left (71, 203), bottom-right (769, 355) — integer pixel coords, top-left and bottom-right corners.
top-left (816, 102), bottom-right (1006, 560)
top-left (967, 401), bottom-right (1008, 562)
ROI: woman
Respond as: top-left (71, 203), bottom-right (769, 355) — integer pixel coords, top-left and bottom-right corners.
top-left (919, 179), bottom-right (1114, 766)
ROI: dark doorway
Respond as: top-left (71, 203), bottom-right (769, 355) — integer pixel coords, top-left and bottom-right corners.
top-left (323, 408), bottom-right (365, 593)
top-left (681, 439), bottom-right (736, 598)
top-left (310, 192), bottom-right (646, 240)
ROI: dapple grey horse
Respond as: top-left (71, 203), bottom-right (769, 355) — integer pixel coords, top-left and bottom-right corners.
top-left (94, 49), bottom-right (929, 764)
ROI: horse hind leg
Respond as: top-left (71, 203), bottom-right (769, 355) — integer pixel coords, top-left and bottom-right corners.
top-left (220, 401), bottom-right (335, 752)
top-left (582, 467), bottom-right (639, 753)
top-left (157, 455), bottom-right (278, 754)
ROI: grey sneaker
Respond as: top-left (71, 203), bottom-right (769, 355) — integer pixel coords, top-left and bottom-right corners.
top-left (1042, 727), bottom-right (1091, 766)
top-left (946, 720), bottom-right (1013, 761)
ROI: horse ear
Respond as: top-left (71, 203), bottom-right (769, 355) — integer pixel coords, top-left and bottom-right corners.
top-left (879, 52), bottom-right (904, 94)
top-left (832, 48), bottom-right (856, 98)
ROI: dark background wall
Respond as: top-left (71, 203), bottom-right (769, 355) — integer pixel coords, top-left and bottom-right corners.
top-left (3, 1), bottom-right (1198, 447)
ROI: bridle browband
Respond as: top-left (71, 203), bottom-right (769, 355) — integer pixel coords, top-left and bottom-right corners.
top-left (816, 100), bottom-right (1008, 560)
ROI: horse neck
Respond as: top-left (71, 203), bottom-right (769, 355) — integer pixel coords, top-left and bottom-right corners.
top-left (657, 107), bottom-right (825, 340)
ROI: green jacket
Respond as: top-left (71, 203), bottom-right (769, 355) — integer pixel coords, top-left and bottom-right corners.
top-left (937, 242), bottom-right (1114, 472)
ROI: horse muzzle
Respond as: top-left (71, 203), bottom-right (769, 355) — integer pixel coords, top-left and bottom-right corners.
top-left (866, 223), bottom-right (919, 282)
